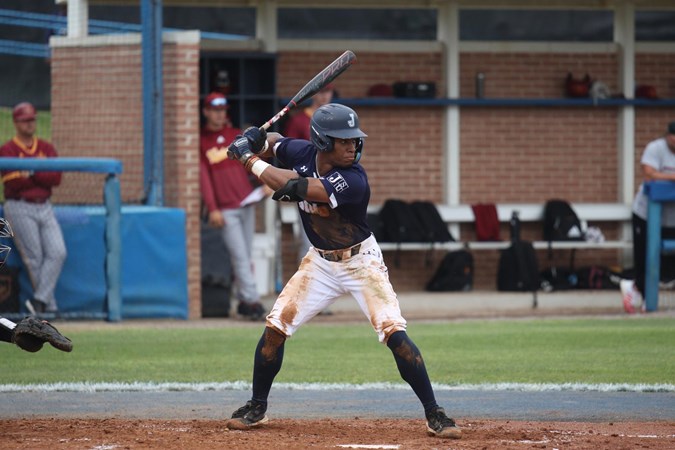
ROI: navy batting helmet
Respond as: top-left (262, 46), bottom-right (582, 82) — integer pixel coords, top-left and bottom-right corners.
top-left (310, 104), bottom-right (367, 163)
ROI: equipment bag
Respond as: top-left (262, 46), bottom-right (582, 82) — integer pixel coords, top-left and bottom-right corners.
top-left (410, 201), bottom-right (453, 243)
top-left (543, 199), bottom-right (585, 241)
top-left (426, 249), bottom-right (473, 292)
top-left (575, 265), bottom-right (620, 290)
top-left (497, 241), bottom-right (540, 292)
top-left (378, 199), bottom-right (425, 243)
top-left (539, 266), bottom-right (578, 292)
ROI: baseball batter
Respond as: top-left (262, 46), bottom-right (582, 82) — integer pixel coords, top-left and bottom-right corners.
top-left (223, 104), bottom-right (462, 439)
top-left (0, 102), bottom-right (66, 317)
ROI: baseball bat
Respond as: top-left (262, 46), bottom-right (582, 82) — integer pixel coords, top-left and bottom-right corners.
top-left (260, 50), bottom-right (357, 131)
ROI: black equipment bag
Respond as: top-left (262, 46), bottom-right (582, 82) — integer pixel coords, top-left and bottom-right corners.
top-left (366, 212), bottom-right (386, 242)
top-left (410, 201), bottom-right (454, 243)
top-left (426, 249), bottom-right (473, 292)
top-left (575, 265), bottom-right (620, 290)
top-left (497, 240), bottom-right (540, 307)
top-left (543, 199), bottom-right (585, 242)
top-left (378, 199), bottom-right (425, 243)
top-left (539, 266), bottom-right (577, 291)
top-left (392, 81), bottom-right (436, 98)
top-left (542, 199), bottom-right (585, 274)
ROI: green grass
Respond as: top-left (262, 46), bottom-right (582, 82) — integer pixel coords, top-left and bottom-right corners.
top-left (0, 318), bottom-right (673, 385)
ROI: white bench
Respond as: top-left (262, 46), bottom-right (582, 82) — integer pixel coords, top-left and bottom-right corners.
top-left (279, 202), bottom-right (633, 252)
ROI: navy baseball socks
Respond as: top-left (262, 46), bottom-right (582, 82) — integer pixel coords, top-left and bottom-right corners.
top-left (226, 327), bottom-right (284, 430)
top-left (387, 331), bottom-right (462, 439)
top-left (226, 328), bottom-right (461, 438)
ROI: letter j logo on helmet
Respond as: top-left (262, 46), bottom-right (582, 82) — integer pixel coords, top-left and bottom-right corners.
top-left (348, 114), bottom-right (355, 127)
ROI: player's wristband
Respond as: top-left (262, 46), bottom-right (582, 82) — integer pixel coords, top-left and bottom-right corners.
top-left (250, 159), bottom-right (271, 178)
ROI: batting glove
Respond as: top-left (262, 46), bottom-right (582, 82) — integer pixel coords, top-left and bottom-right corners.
top-left (228, 135), bottom-right (255, 166)
top-left (243, 126), bottom-right (268, 154)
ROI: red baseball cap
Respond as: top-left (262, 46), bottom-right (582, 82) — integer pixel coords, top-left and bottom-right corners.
top-left (204, 92), bottom-right (228, 109)
top-left (12, 102), bottom-right (36, 121)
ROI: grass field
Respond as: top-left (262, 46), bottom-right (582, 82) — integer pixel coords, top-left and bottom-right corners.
top-left (1, 317), bottom-right (672, 386)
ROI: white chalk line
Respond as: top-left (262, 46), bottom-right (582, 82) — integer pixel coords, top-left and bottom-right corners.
top-left (0, 381), bottom-right (673, 393)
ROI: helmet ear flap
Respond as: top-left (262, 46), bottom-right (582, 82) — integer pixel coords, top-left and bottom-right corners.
top-left (354, 138), bottom-right (363, 163)
top-left (310, 125), bottom-right (333, 152)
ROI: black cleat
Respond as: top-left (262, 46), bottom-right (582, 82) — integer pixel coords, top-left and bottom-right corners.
top-left (225, 400), bottom-right (268, 430)
top-left (425, 407), bottom-right (462, 439)
top-left (25, 298), bottom-right (47, 316)
top-left (237, 302), bottom-right (266, 321)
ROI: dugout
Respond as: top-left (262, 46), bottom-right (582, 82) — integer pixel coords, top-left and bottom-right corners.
top-left (34, 0), bottom-right (675, 318)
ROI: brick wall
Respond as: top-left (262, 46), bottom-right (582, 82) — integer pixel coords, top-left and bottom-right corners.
top-left (51, 44), bottom-right (145, 203)
top-left (51, 38), bottom-right (202, 318)
top-left (277, 49), bottom-right (673, 291)
top-left (49, 45), bottom-right (674, 311)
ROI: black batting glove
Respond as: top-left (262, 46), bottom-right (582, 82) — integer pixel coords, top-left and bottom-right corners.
top-left (227, 135), bottom-right (255, 166)
top-left (243, 126), bottom-right (267, 154)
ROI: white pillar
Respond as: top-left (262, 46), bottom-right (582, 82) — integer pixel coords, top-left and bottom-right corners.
top-left (438, 1), bottom-right (461, 237)
top-left (256, 0), bottom-right (278, 52)
top-left (614, 1), bottom-right (636, 265)
top-left (614, 1), bottom-right (636, 205)
top-left (67, 0), bottom-right (88, 38)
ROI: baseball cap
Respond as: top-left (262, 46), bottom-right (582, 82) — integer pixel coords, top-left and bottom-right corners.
top-left (668, 121), bottom-right (675, 135)
top-left (204, 92), bottom-right (228, 109)
top-left (12, 102), bottom-right (36, 121)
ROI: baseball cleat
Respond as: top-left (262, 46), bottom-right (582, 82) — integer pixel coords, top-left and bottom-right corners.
top-left (425, 407), bottom-right (462, 439)
top-left (226, 400), bottom-right (268, 430)
top-left (25, 298), bottom-right (46, 316)
top-left (620, 279), bottom-right (643, 314)
top-left (237, 301), bottom-right (266, 321)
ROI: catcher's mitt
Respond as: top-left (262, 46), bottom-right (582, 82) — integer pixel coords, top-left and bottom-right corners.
top-left (12, 316), bottom-right (73, 353)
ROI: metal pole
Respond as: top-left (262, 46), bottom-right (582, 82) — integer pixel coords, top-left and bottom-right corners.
top-left (141, 0), bottom-right (164, 206)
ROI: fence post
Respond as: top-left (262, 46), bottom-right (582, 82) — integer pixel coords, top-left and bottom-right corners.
top-left (104, 173), bottom-right (122, 321)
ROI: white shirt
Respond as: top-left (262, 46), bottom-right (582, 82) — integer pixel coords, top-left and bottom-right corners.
top-left (632, 137), bottom-right (675, 227)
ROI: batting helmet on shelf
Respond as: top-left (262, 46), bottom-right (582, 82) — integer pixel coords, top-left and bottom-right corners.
top-left (310, 103), bottom-right (368, 163)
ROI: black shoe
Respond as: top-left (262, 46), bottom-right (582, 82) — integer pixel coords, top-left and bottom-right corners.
top-left (425, 407), bottom-right (462, 439)
top-left (225, 400), bottom-right (268, 430)
top-left (25, 299), bottom-right (47, 316)
top-left (237, 302), bottom-right (266, 321)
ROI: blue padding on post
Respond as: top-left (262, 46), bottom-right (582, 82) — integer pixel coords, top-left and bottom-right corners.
top-left (2, 205), bottom-right (187, 320)
top-left (119, 206), bottom-right (188, 319)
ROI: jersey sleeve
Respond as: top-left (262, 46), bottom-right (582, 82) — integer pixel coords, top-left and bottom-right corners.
top-left (274, 138), bottom-right (313, 169)
top-left (319, 168), bottom-right (367, 209)
top-left (641, 140), bottom-right (663, 170)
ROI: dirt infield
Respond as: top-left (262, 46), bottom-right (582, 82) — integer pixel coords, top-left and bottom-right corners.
top-left (3, 300), bottom-right (672, 449)
top-left (1, 418), bottom-right (673, 449)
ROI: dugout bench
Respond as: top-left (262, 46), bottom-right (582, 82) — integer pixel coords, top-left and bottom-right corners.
top-left (280, 202), bottom-right (633, 253)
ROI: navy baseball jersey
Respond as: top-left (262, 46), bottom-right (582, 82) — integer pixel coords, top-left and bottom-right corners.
top-left (275, 138), bottom-right (371, 250)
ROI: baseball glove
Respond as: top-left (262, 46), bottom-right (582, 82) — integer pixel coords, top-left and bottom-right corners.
top-left (12, 317), bottom-right (73, 353)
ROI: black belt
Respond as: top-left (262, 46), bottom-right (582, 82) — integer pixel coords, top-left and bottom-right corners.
top-left (317, 243), bottom-right (361, 262)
